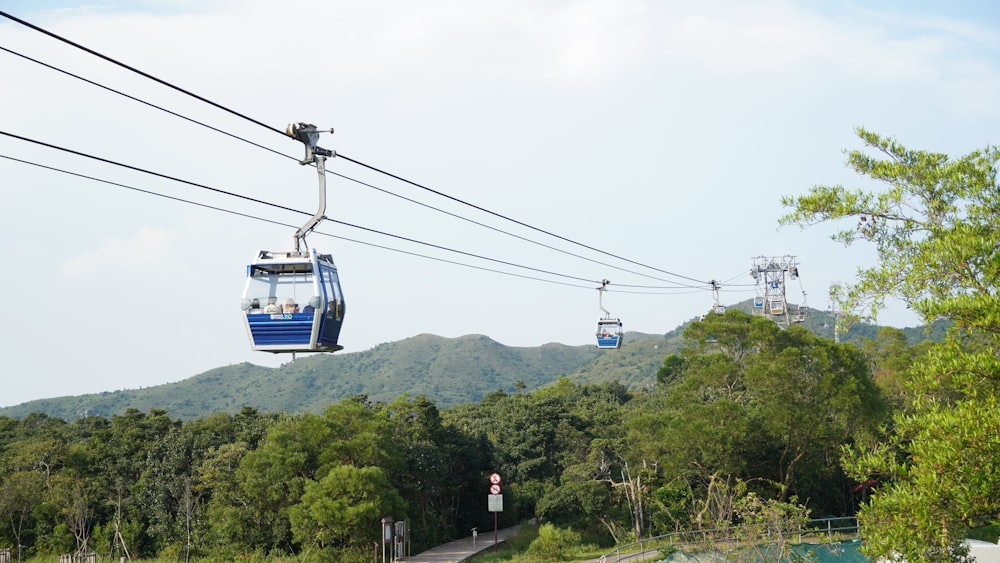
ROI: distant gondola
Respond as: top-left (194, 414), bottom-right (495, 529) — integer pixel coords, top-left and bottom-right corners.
top-left (595, 279), bottom-right (623, 349)
top-left (240, 123), bottom-right (345, 355)
top-left (596, 317), bottom-right (623, 349)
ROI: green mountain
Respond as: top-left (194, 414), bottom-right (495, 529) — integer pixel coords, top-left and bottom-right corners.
top-left (0, 332), bottom-right (660, 421)
top-left (0, 304), bottom-right (943, 421)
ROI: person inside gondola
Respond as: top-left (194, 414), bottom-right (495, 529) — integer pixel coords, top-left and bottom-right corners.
top-left (249, 298), bottom-right (261, 314)
top-left (284, 299), bottom-right (299, 313)
top-left (263, 297), bottom-right (281, 314)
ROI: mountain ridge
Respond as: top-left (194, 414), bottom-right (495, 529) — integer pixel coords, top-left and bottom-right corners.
top-left (2, 305), bottom-right (942, 421)
top-left (1, 331), bottom-right (671, 420)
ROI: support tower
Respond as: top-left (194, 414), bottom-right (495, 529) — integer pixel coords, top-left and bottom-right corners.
top-left (750, 255), bottom-right (807, 328)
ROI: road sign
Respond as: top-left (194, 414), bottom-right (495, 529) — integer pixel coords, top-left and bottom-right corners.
top-left (488, 494), bottom-right (503, 512)
top-left (490, 484), bottom-right (501, 495)
top-left (489, 472), bottom-right (501, 485)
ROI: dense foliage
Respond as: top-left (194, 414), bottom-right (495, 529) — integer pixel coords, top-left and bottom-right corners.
top-left (0, 400), bottom-right (495, 562)
top-left (781, 127), bottom-right (1000, 561)
top-left (0, 312), bottom-right (922, 560)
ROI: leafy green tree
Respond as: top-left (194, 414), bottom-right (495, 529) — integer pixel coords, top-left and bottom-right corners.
top-left (197, 440), bottom-right (254, 553)
top-left (631, 310), bottom-right (885, 517)
top-left (380, 395), bottom-right (492, 549)
top-left (0, 469), bottom-right (46, 555)
top-left (731, 493), bottom-right (811, 561)
top-left (205, 398), bottom-right (403, 556)
top-left (536, 469), bottom-right (627, 542)
top-left (289, 464), bottom-right (406, 556)
top-left (858, 326), bottom-right (934, 409)
top-left (781, 127), bottom-right (1000, 561)
top-left (526, 381), bottom-right (639, 543)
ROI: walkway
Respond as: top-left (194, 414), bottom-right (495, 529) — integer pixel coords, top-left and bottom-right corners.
top-left (403, 525), bottom-right (521, 563)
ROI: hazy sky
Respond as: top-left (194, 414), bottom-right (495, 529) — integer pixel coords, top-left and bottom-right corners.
top-left (2, 0), bottom-right (998, 407)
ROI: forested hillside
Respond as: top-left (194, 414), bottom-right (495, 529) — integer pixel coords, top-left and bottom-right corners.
top-left (0, 302), bottom-right (942, 422)
top-left (0, 310), bottom-right (934, 562)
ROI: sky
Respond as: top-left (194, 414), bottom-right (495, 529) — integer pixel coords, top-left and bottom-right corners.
top-left (1, 0), bottom-right (999, 407)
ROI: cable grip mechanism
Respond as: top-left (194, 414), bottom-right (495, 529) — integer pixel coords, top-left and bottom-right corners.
top-left (286, 122), bottom-right (335, 165)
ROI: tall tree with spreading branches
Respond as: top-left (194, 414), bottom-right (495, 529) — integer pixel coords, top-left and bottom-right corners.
top-left (780, 127), bottom-right (1000, 562)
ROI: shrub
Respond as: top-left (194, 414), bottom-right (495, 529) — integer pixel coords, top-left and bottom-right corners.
top-left (526, 523), bottom-right (581, 561)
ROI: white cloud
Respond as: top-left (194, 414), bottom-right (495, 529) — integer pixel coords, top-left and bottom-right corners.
top-left (59, 227), bottom-right (176, 282)
top-left (523, 0), bottom-right (652, 81)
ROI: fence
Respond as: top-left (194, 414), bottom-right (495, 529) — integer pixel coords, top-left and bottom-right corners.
top-left (58, 554), bottom-right (97, 563)
top-left (0, 547), bottom-right (9, 563)
top-left (600, 516), bottom-right (859, 562)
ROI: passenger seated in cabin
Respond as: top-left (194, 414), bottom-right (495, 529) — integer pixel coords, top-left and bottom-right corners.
top-left (302, 303), bottom-right (315, 313)
top-left (284, 299), bottom-right (299, 313)
top-left (328, 301), bottom-right (342, 318)
top-left (263, 297), bottom-right (281, 314)
top-left (249, 298), bottom-right (261, 314)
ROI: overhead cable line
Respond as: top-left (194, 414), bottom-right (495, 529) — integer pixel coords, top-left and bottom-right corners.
top-left (328, 169), bottom-right (699, 289)
top-left (1, 152), bottom-right (599, 291)
top-left (2, 39), bottom-right (701, 289)
top-left (337, 153), bottom-right (712, 286)
top-left (0, 10), bottom-right (283, 137)
top-left (1, 9), bottom-right (713, 288)
top-left (2, 40), bottom-right (699, 288)
top-left (0, 135), bottom-right (620, 287)
top-left (0, 129), bottom-right (299, 215)
top-left (0, 44), bottom-right (293, 162)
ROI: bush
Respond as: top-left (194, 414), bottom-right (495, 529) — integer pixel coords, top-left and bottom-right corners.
top-left (526, 523), bottom-right (581, 561)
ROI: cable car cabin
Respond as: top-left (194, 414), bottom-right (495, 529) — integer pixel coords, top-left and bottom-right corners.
top-left (596, 318), bottom-right (623, 349)
top-left (767, 297), bottom-right (785, 316)
top-left (241, 248), bottom-right (345, 353)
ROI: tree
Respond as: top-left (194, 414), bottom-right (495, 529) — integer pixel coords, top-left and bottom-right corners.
top-left (780, 127), bottom-right (1000, 561)
top-left (858, 326), bottom-right (933, 408)
top-left (631, 310), bottom-right (885, 516)
top-left (380, 395), bottom-right (491, 549)
top-left (0, 470), bottom-right (46, 556)
top-left (289, 464), bottom-right (406, 556)
top-left (205, 398), bottom-right (404, 556)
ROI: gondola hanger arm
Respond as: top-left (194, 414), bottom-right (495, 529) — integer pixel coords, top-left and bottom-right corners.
top-left (286, 123), bottom-right (335, 252)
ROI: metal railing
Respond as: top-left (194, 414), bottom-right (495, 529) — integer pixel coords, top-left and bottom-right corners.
top-left (599, 516), bottom-right (859, 562)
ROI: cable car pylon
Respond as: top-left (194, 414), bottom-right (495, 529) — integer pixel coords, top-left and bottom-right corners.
top-left (710, 280), bottom-right (726, 314)
top-left (595, 279), bottom-right (623, 349)
top-left (240, 123), bottom-right (346, 356)
top-left (749, 255), bottom-right (807, 328)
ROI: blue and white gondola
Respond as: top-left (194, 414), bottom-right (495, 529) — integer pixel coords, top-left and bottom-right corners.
top-left (596, 317), bottom-right (623, 349)
top-left (240, 122), bottom-right (345, 354)
top-left (241, 248), bottom-right (345, 353)
top-left (595, 279), bottom-right (623, 349)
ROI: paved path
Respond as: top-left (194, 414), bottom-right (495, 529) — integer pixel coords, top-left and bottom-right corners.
top-left (402, 525), bottom-right (522, 563)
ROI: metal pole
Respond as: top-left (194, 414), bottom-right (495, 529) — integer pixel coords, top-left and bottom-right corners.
top-left (494, 511), bottom-right (498, 549)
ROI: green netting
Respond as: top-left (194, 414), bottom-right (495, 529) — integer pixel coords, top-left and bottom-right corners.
top-left (789, 540), bottom-right (867, 562)
top-left (658, 539), bottom-right (867, 562)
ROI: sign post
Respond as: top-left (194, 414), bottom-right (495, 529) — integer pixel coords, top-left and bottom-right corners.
top-left (488, 473), bottom-right (503, 548)
top-left (381, 516), bottom-right (394, 563)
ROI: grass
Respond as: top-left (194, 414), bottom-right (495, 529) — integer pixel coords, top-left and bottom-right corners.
top-left (968, 522), bottom-right (1000, 544)
top-left (464, 523), bottom-right (612, 563)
